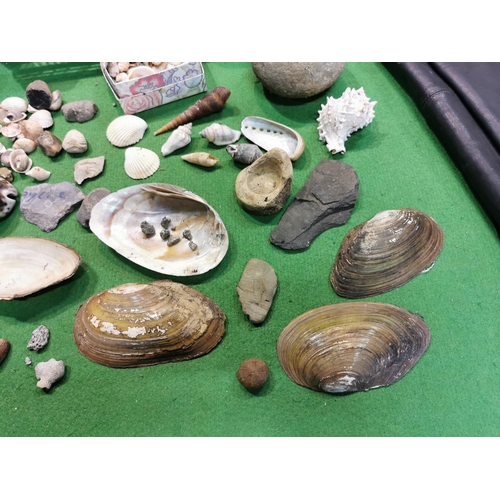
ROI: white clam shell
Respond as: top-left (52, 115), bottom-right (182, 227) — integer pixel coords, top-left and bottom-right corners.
top-left (124, 147), bottom-right (160, 179)
top-left (1, 97), bottom-right (28, 122)
top-left (161, 123), bottom-right (192, 156)
top-left (1, 122), bottom-right (22, 140)
top-left (25, 166), bottom-right (51, 181)
top-left (199, 123), bottom-right (241, 146)
top-left (62, 129), bottom-right (88, 153)
top-left (317, 87), bottom-right (376, 155)
top-left (12, 138), bottom-right (37, 154)
top-left (0, 237), bottom-right (81, 300)
top-left (49, 90), bottom-right (62, 111)
top-left (89, 183), bottom-right (229, 276)
top-left (127, 65), bottom-right (156, 80)
top-left (9, 149), bottom-right (32, 173)
top-left (241, 116), bottom-right (305, 161)
top-left (1, 149), bottom-right (13, 167)
top-left (29, 109), bottom-right (54, 129)
top-left (106, 115), bottom-right (148, 147)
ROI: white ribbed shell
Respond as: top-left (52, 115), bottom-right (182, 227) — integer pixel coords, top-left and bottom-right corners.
top-left (124, 147), bottom-right (160, 179)
top-left (106, 115), bottom-right (148, 147)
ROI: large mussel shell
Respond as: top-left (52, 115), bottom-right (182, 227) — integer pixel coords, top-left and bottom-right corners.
top-left (277, 302), bottom-right (431, 393)
top-left (73, 280), bottom-right (226, 368)
top-left (330, 208), bottom-right (444, 298)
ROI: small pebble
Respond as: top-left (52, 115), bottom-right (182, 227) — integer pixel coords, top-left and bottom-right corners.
top-left (160, 217), bottom-right (171, 229)
top-left (167, 236), bottom-right (180, 247)
top-left (182, 229), bottom-right (192, 240)
top-left (25, 357), bottom-right (32, 366)
top-left (27, 325), bottom-right (50, 352)
top-left (140, 221), bottom-right (155, 236)
top-left (188, 241), bottom-right (198, 251)
top-left (237, 358), bottom-right (269, 392)
top-left (160, 229), bottom-right (170, 241)
top-left (0, 338), bottom-right (10, 365)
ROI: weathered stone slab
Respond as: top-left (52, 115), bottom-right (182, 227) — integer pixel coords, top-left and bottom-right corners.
top-left (270, 159), bottom-right (359, 250)
top-left (77, 187), bottom-right (111, 229)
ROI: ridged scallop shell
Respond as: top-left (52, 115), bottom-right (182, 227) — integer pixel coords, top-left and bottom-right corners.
top-left (241, 116), bottom-right (305, 161)
top-left (89, 183), bottom-right (229, 276)
top-left (73, 280), bottom-right (226, 368)
top-left (106, 115), bottom-right (148, 147)
top-left (0, 179), bottom-right (18, 219)
top-left (330, 209), bottom-right (444, 298)
top-left (0, 237), bottom-right (81, 300)
top-left (29, 109), bottom-right (53, 129)
top-left (199, 123), bottom-right (241, 146)
top-left (317, 87), bottom-right (377, 155)
top-left (25, 166), bottom-right (51, 181)
top-left (9, 149), bottom-right (33, 173)
top-left (124, 147), bottom-right (160, 179)
top-left (62, 129), bottom-right (88, 153)
top-left (277, 302), bottom-right (431, 393)
top-left (181, 152), bottom-right (219, 168)
top-left (235, 147), bottom-right (293, 215)
top-left (161, 123), bottom-right (192, 156)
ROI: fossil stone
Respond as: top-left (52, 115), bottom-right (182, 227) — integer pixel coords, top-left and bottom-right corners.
top-left (270, 159), bottom-right (359, 250)
top-left (237, 358), bottom-right (269, 392)
top-left (74, 156), bottom-right (105, 184)
top-left (252, 62), bottom-right (345, 99)
top-left (27, 325), bottom-right (50, 352)
top-left (237, 258), bottom-right (277, 324)
top-left (36, 131), bottom-right (63, 157)
top-left (0, 338), bottom-right (10, 365)
top-left (77, 187), bottom-right (111, 229)
top-left (61, 100), bottom-right (98, 123)
top-left (0, 167), bottom-right (13, 182)
top-left (35, 358), bottom-right (65, 389)
top-left (21, 182), bottom-right (85, 232)
top-left (26, 80), bottom-right (52, 110)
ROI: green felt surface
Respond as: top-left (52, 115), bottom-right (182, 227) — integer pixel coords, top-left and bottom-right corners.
top-left (0, 62), bottom-right (499, 437)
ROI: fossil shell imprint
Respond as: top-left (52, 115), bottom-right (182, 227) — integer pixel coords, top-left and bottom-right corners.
top-left (0, 237), bottom-right (81, 300)
top-left (89, 183), bottom-right (229, 276)
top-left (277, 302), bottom-right (431, 394)
top-left (199, 123), bottom-right (241, 146)
top-left (124, 147), bottom-right (160, 179)
top-left (235, 147), bottom-right (293, 215)
top-left (0, 179), bottom-right (18, 219)
top-left (331, 209), bottom-right (444, 298)
top-left (106, 115), bottom-right (148, 147)
top-left (161, 123), bottom-right (192, 156)
top-left (73, 280), bottom-right (226, 368)
top-left (62, 129), bottom-right (88, 153)
top-left (317, 87), bottom-right (376, 155)
top-left (154, 86), bottom-right (231, 136)
top-left (29, 109), bottom-right (53, 129)
top-left (74, 156), bottom-right (105, 184)
top-left (241, 116), bottom-right (305, 161)
top-left (181, 152), bottom-right (219, 168)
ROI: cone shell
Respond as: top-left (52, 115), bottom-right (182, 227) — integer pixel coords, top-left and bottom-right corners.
top-left (277, 302), bottom-right (431, 393)
top-left (181, 152), bottom-right (219, 168)
top-left (124, 147), bottom-right (160, 179)
top-left (154, 86), bottom-right (231, 135)
top-left (73, 280), bottom-right (226, 368)
top-left (161, 123), bottom-right (192, 156)
top-left (106, 115), bottom-right (148, 147)
top-left (330, 209), bottom-right (444, 298)
top-left (199, 123), bottom-right (241, 146)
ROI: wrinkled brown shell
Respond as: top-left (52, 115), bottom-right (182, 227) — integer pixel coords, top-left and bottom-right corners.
top-left (73, 280), bottom-right (226, 368)
top-left (277, 302), bottom-right (431, 394)
top-left (331, 209), bottom-right (444, 298)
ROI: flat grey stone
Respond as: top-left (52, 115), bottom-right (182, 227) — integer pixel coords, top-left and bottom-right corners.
top-left (270, 159), bottom-right (359, 250)
top-left (77, 187), bottom-right (111, 228)
top-left (61, 100), bottom-right (98, 123)
top-left (27, 325), bottom-right (49, 352)
top-left (21, 181), bottom-right (85, 232)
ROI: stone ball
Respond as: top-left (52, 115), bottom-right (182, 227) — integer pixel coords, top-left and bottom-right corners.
top-left (252, 62), bottom-right (345, 99)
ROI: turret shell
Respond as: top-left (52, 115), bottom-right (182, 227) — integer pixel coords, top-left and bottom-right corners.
top-left (181, 152), bottom-right (219, 168)
top-left (73, 280), bottom-right (226, 368)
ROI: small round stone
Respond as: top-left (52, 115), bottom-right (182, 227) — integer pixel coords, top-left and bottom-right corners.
top-left (237, 358), bottom-right (269, 392)
top-left (0, 338), bottom-right (10, 365)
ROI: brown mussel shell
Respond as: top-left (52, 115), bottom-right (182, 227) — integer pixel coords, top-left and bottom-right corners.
top-left (330, 208), bottom-right (444, 298)
top-left (73, 280), bottom-right (226, 368)
top-left (277, 302), bottom-right (431, 394)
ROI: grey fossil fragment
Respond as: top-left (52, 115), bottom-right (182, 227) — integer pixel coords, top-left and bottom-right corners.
top-left (35, 359), bottom-right (65, 389)
top-left (61, 100), bottom-right (98, 123)
top-left (27, 325), bottom-right (50, 351)
top-left (77, 187), bottom-right (111, 229)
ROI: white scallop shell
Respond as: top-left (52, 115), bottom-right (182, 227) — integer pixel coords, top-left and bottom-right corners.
top-left (9, 149), bottom-right (33, 173)
top-left (29, 109), bottom-right (53, 129)
top-left (241, 116), bottom-right (305, 161)
top-left (199, 123), bottom-right (241, 146)
top-left (317, 87), bottom-right (377, 155)
top-left (106, 115), bottom-right (148, 147)
top-left (161, 123), bottom-right (192, 156)
top-left (62, 129), bottom-right (88, 153)
top-left (89, 183), bottom-right (229, 276)
top-left (124, 147), bottom-right (160, 179)
top-left (25, 166), bottom-right (51, 181)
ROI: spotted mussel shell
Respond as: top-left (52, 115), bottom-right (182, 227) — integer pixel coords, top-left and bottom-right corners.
top-left (330, 209), bottom-right (444, 298)
top-left (73, 280), bottom-right (226, 368)
top-left (277, 302), bottom-right (431, 394)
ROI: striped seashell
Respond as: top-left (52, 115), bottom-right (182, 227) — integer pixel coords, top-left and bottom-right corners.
top-left (199, 123), bottom-right (241, 146)
top-left (161, 123), bottom-right (192, 156)
top-left (106, 115), bottom-right (148, 147)
top-left (124, 147), bottom-right (160, 179)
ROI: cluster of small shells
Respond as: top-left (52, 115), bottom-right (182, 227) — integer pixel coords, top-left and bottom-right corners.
top-left (106, 62), bottom-right (185, 83)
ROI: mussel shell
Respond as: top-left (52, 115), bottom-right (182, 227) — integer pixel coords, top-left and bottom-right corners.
top-left (330, 209), bottom-right (444, 298)
top-left (277, 302), bottom-right (431, 393)
top-left (73, 280), bottom-right (226, 368)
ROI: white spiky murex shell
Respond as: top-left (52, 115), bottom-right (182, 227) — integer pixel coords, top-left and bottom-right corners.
top-left (124, 147), bottom-right (160, 179)
top-left (161, 123), bottom-right (192, 157)
top-left (106, 115), bottom-right (148, 147)
top-left (317, 87), bottom-right (377, 155)
top-left (199, 123), bottom-right (241, 146)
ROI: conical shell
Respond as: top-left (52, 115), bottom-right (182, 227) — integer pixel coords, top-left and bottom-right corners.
top-left (154, 86), bottom-right (231, 135)
top-left (25, 166), bottom-right (51, 181)
top-left (199, 123), bottom-right (241, 146)
top-left (161, 123), bottom-right (192, 156)
top-left (29, 109), bottom-right (53, 129)
top-left (106, 115), bottom-right (148, 147)
top-left (330, 209), bottom-right (444, 298)
top-left (73, 280), bottom-right (226, 368)
top-left (181, 152), bottom-right (219, 168)
top-left (277, 302), bottom-right (431, 394)
top-left (124, 147), bottom-right (160, 179)
top-left (62, 129), bottom-right (88, 153)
